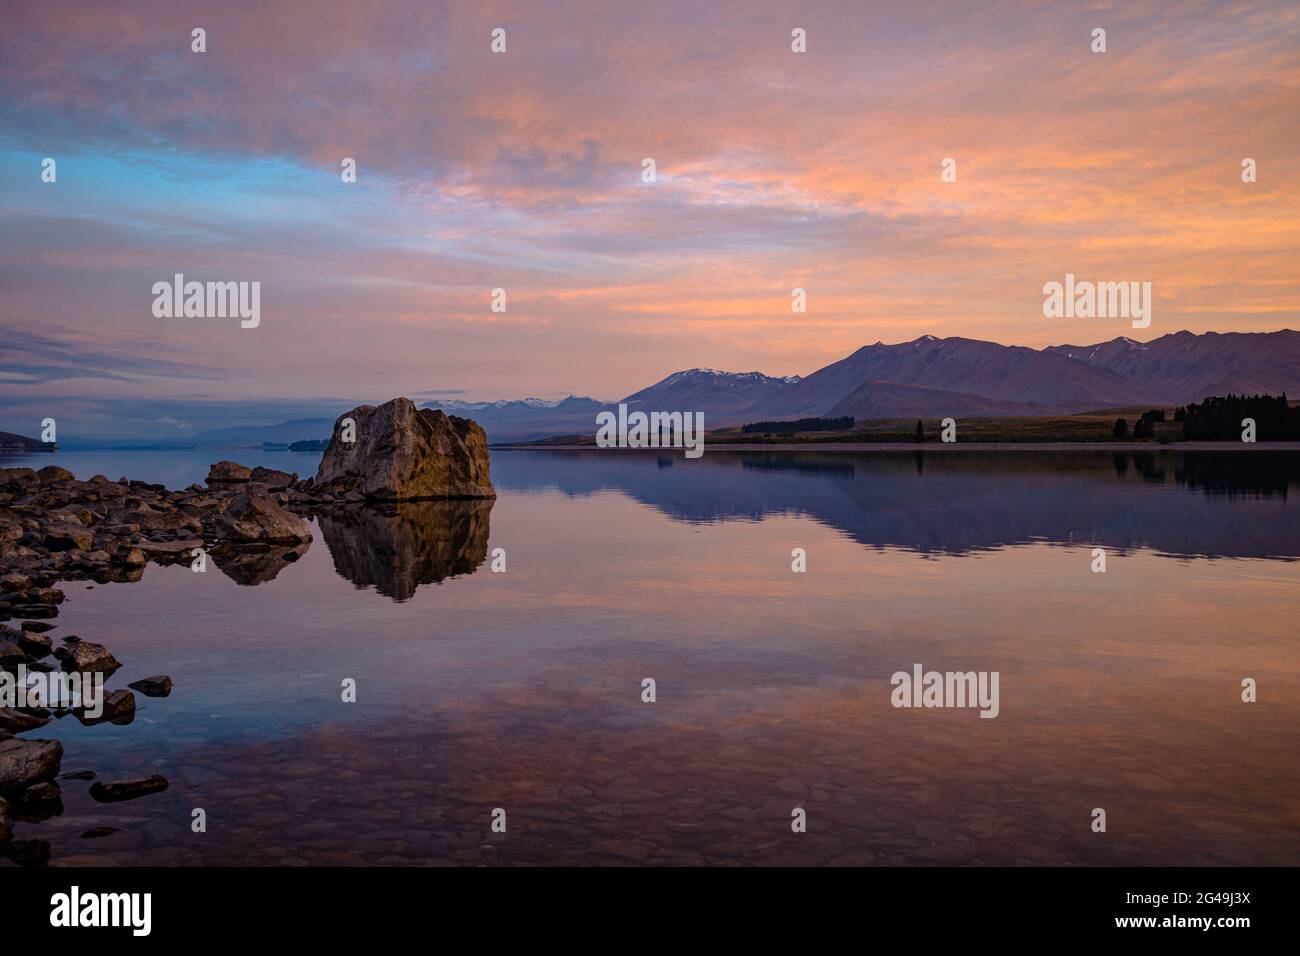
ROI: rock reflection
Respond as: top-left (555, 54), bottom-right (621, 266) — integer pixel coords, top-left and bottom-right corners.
top-left (318, 499), bottom-right (493, 600)
top-left (211, 542), bottom-right (311, 586)
top-left (0, 838), bottom-right (50, 866)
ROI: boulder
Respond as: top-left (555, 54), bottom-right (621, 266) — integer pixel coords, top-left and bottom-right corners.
top-left (0, 468), bottom-right (38, 492)
top-left (107, 501), bottom-right (198, 534)
top-left (77, 689), bottom-right (135, 725)
top-left (36, 465), bottom-right (75, 484)
top-left (0, 708), bottom-right (50, 734)
top-left (0, 511), bottom-right (23, 543)
top-left (128, 675), bottom-right (173, 697)
top-left (89, 775), bottom-right (168, 802)
top-left (206, 460), bottom-right (252, 483)
top-left (51, 504), bottom-right (94, 525)
top-left (0, 640), bottom-right (28, 666)
top-left (54, 640), bottom-right (120, 676)
top-left (17, 631), bottom-right (52, 658)
top-left (0, 738), bottom-right (62, 792)
top-left (315, 397), bottom-right (495, 500)
top-left (213, 494), bottom-right (312, 544)
top-left (249, 466), bottom-right (296, 489)
top-left (16, 588), bottom-right (62, 606)
top-left (45, 524), bottom-right (94, 552)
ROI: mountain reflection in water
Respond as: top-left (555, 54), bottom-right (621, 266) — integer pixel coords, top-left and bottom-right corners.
top-left (491, 449), bottom-right (1300, 561)
top-left (226, 449), bottom-right (1299, 602)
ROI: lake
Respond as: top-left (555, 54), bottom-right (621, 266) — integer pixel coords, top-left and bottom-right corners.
top-left (3, 447), bottom-right (1298, 865)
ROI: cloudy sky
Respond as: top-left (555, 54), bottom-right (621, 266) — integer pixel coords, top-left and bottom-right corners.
top-left (2, 0), bottom-right (1297, 429)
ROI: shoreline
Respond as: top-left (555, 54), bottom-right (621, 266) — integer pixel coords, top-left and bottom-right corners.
top-left (497, 441), bottom-right (1300, 453)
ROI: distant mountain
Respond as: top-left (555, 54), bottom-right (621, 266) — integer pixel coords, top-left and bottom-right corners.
top-left (421, 395), bottom-right (606, 443)
top-left (429, 397), bottom-right (570, 414)
top-left (423, 371), bottom-right (802, 441)
top-left (621, 368), bottom-right (801, 418)
top-left (825, 381), bottom-right (1056, 420)
top-left (182, 417), bottom-right (335, 448)
top-left (745, 335), bottom-right (1165, 419)
top-left (0, 430), bottom-right (54, 452)
top-left (1045, 329), bottom-right (1300, 404)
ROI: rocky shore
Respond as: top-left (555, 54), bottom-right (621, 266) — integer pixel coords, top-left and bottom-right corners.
top-left (0, 397), bottom-right (493, 864)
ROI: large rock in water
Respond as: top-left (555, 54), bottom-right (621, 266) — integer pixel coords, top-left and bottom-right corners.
top-left (315, 398), bottom-right (495, 500)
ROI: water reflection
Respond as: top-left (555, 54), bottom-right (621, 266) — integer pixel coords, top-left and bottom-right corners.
top-left (493, 449), bottom-right (1300, 559)
top-left (7, 448), bottom-right (1298, 867)
top-left (317, 500), bottom-right (493, 600)
top-left (212, 542), bottom-right (311, 586)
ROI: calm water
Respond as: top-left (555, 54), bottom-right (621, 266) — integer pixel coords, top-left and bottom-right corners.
top-left (3, 448), bottom-right (1298, 866)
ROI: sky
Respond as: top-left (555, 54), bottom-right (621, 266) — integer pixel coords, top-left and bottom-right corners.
top-left (1, 0), bottom-right (1298, 437)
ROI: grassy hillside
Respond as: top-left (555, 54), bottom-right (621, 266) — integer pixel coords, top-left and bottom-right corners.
top-left (709, 414), bottom-right (1176, 444)
top-left (508, 402), bottom-right (1300, 447)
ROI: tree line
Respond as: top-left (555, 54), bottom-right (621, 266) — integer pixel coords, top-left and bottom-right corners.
top-left (742, 416), bottom-right (855, 434)
top-left (1177, 394), bottom-right (1299, 440)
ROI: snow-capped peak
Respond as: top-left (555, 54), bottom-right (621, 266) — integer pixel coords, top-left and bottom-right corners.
top-left (424, 397), bottom-right (562, 412)
top-left (662, 368), bottom-right (799, 385)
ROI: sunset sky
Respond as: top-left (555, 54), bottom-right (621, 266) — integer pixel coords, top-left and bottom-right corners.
top-left (2, 0), bottom-right (1298, 431)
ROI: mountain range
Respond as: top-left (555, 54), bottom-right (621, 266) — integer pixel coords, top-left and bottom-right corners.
top-left (423, 329), bottom-right (1300, 441)
top-left (27, 330), bottom-right (1289, 448)
top-left (1044, 330), bottom-right (1300, 401)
